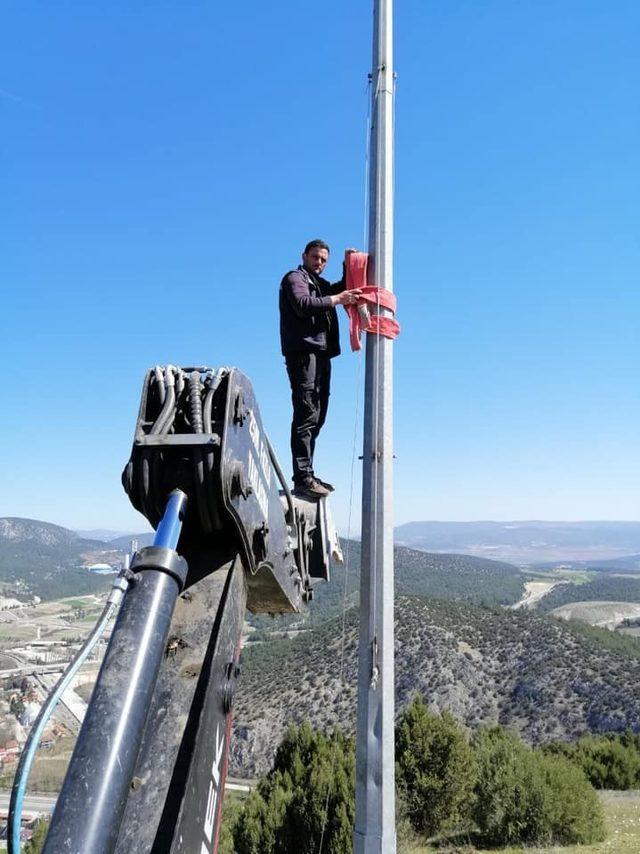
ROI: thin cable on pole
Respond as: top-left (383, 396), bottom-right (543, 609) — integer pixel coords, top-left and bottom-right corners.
top-left (363, 76), bottom-right (373, 249)
top-left (317, 345), bottom-right (364, 854)
top-left (370, 62), bottom-right (384, 649)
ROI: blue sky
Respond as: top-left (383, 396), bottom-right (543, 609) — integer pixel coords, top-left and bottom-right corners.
top-left (1, 1), bottom-right (638, 533)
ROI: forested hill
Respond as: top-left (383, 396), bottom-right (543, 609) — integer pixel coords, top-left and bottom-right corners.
top-left (231, 596), bottom-right (640, 776)
top-left (393, 544), bottom-right (524, 604)
top-left (249, 541), bottom-right (526, 634)
top-left (0, 517), bottom-right (112, 599)
top-left (0, 519), bottom-right (524, 605)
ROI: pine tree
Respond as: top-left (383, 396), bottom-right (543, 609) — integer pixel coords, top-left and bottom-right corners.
top-left (395, 694), bottom-right (476, 836)
top-left (233, 721), bottom-right (355, 854)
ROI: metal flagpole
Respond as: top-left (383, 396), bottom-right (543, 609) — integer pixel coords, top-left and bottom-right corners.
top-left (354, 0), bottom-right (396, 851)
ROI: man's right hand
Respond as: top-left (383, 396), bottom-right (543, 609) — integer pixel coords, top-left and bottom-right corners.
top-left (332, 289), bottom-right (363, 307)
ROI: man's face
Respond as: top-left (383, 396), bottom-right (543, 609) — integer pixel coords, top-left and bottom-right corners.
top-left (302, 246), bottom-right (329, 275)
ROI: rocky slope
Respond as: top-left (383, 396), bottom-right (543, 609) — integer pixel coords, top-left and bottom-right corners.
top-left (0, 517), bottom-right (86, 547)
top-left (231, 596), bottom-right (640, 776)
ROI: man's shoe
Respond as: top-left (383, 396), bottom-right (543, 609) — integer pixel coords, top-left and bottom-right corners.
top-left (316, 477), bottom-right (335, 492)
top-left (293, 477), bottom-right (331, 499)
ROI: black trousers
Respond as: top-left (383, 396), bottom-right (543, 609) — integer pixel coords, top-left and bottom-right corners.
top-left (285, 352), bottom-right (331, 484)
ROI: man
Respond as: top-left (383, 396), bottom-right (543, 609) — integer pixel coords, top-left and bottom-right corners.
top-left (279, 239), bottom-right (361, 499)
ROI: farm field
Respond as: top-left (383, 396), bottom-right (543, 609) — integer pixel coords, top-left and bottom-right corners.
top-left (552, 601), bottom-right (640, 629)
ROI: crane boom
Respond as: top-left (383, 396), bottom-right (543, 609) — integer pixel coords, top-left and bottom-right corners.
top-left (42, 365), bottom-right (338, 853)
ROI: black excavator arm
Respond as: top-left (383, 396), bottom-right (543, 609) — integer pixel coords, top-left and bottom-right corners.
top-left (42, 366), bottom-right (339, 854)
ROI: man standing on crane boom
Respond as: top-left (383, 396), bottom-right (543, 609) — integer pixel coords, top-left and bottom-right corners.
top-left (279, 240), bottom-right (361, 499)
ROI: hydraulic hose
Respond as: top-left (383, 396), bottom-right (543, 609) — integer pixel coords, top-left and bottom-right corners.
top-left (153, 365), bottom-right (166, 405)
top-left (203, 369), bottom-right (226, 531)
top-left (8, 573), bottom-right (130, 854)
top-left (150, 366), bottom-right (179, 519)
top-left (188, 370), bottom-right (204, 433)
top-left (150, 365), bottom-right (177, 435)
top-left (202, 368), bottom-right (226, 434)
top-left (266, 432), bottom-right (296, 525)
top-left (189, 371), bottom-right (212, 532)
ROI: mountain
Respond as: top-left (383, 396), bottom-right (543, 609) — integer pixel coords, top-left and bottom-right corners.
top-left (76, 529), bottom-right (135, 542)
top-left (109, 532), bottom-right (154, 550)
top-left (534, 554), bottom-right (640, 572)
top-left (0, 518), bottom-right (526, 608)
top-left (394, 521), bottom-right (640, 563)
top-left (0, 517), bottom-right (117, 600)
top-left (0, 518), bottom-right (93, 549)
top-left (231, 595), bottom-right (640, 776)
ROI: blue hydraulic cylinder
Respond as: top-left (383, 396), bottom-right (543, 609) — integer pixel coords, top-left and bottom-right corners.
top-left (43, 489), bottom-right (189, 854)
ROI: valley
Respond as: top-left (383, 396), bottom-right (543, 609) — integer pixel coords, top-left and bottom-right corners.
top-left (2, 515), bottom-right (640, 839)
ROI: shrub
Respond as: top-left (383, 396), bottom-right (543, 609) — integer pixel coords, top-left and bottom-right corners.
top-left (395, 694), bottom-right (476, 836)
top-left (543, 732), bottom-right (640, 789)
top-left (536, 751), bottom-right (606, 845)
top-left (472, 725), bottom-right (605, 846)
top-left (233, 721), bottom-right (354, 854)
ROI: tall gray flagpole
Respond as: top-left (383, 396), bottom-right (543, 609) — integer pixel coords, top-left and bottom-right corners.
top-left (354, 0), bottom-right (396, 851)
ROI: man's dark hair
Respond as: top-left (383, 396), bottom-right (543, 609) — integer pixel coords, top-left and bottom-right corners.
top-left (303, 239), bottom-right (330, 255)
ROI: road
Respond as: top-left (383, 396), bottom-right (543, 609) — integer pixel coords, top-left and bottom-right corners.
top-left (0, 776), bottom-right (253, 821)
top-left (0, 791), bottom-right (56, 817)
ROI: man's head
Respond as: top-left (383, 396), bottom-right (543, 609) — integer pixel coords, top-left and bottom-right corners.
top-left (302, 239), bottom-right (330, 276)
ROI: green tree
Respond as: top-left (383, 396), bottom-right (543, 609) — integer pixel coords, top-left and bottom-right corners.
top-left (10, 694), bottom-right (25, 718)
top-left (233, 721), bottom-right (355, 854)
top-left (24, 818), bottom-right (50, 854)
top-left (472, 725), bottom-right (606, 847)
top-left (395, 694), bottom-right (476, 837)
top-left (219, 797), bottom-right (245, 854)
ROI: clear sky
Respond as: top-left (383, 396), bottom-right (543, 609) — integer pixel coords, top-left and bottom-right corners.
top-left (2, 1), bottom-right (639, 533)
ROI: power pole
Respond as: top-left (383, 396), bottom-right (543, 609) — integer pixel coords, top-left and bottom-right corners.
top-left (354, 0), bottom-right (396, 852)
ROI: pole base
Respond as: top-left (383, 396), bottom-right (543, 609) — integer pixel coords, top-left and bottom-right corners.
top-left (353, 829), bottom-right (396, 854)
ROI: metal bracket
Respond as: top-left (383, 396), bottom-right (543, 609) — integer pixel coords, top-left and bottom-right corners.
top-left (130, 547), bottom-right (189, 592)
top-left (369, 636), bottom-right (380, 690)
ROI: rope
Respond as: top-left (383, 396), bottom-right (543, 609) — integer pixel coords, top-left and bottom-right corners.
top-left (317, 74), bottom-right (372, 852)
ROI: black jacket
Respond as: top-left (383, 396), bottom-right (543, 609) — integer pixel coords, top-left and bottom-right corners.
top-left (279, 265), bottom-right (345, 358)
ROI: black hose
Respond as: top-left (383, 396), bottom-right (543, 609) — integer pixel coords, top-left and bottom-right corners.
top-left (203, 370), bottom-right (226, 530)
top-left (153, 365), bottom-right (166, 405)
top-left (150, 367), bottom-right (179, 520)
top-left (188, 371), bottom-right (204, 433)
top-left (151, 367), bottom-right (177, 436)
top-left (189, 371), bottom-right (211, 532)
